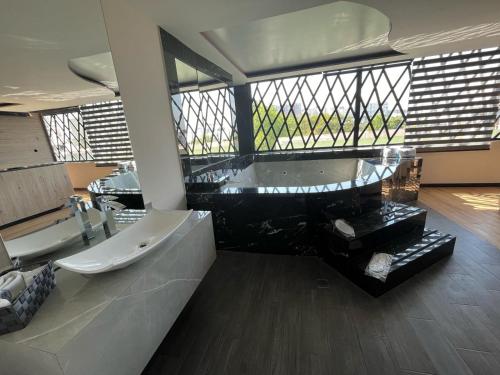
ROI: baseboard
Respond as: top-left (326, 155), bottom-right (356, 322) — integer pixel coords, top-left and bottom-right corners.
top-left (421, 183), bottom-right (500, 187)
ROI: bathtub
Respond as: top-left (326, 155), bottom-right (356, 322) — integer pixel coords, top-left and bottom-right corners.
top-left (88, 171), bottom-right (144, 209)
top-left (186, 155), bottom-right (399, 254)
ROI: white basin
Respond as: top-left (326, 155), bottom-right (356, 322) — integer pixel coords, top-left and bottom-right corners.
top-left (5, 208), bottom-right (103, 259)
top-left (55, 209), bottom-right (193, 274)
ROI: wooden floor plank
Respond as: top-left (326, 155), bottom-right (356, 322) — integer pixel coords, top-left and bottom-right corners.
top-left (457, 349), bottom-right (500, 375)
top-left (419, 187), bottom-right (500, 249)
top-left (137, 197), bottom-right (500, 375)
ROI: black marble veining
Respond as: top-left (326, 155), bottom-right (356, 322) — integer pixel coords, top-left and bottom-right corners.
top-left (320, 202), bottom-right (427, 257)
top-left (186, 154), bottom-right (403, 254)
top-left (322, 228), bottom-right (456, 296)
top-left (87, 171), bottom-right (144, 210)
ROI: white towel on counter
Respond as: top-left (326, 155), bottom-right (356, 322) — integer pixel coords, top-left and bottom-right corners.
top-left (365, 253), bottom-right (393, 282)
top-left (0, 271), bottom-right (26, 301)
top-left (21, 266), bottom-right (44, 287)
top-left (0, 298), bottom-right (11, 309)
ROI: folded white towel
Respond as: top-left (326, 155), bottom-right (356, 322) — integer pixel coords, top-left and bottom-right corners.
top-left (0, 298), bottom-right (11, 309)
top-left (334, 219), bottom-right (355, 238)
top-left (21, 266), bottom-right (44, 287)
top-left (365, 253), bottom-right (393, 282)
top-left (0, 271), bottom-right (26, 301)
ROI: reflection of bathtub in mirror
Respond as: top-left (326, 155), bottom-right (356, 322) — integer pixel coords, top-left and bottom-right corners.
top-left (88, 171), bottom-right (145, 209)
top-left (5, 208), bottom-right (103, 260)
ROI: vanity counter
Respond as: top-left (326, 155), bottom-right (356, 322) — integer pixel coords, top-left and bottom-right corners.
top-left (0, 210), bottom-right (216, 375)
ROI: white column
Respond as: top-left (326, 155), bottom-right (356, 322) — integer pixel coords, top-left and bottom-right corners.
top-left (100, 0), bottom-right (186, 210)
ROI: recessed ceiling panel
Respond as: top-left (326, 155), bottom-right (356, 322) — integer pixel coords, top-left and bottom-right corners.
top-left (68, 52), bottom-right (119, 95)
top-left (202, 1), bottom-right (392, 75)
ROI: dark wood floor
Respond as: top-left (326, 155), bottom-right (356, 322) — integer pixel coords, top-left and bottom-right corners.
top-left (143, 206), bottom-right (500, 375)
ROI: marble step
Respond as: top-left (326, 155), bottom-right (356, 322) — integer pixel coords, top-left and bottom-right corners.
top-left (323, 228), bottom-right (456, 297)
top-left (322, 202), bottom-right (427, 257)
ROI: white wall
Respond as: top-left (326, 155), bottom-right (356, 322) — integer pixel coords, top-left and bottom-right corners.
top-left (100, 0), bottom-right (186, 210)
top-left (418, 140), bottom-right (500, 184)
top-left (0, 115), bottom-right (54, 169)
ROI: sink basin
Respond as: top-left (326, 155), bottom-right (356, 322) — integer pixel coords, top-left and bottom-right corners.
top-left (55, 209), bottom-right (192, 274)
top-left (5, 208), bottom-right (103, 259)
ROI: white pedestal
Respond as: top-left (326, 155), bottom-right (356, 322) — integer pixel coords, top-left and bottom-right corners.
top-left (0, 211), bottom-right (216, 375)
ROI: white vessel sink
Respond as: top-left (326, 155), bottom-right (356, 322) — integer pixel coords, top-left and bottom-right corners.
top-left (55, 209), bottom-right (192, 274)
top-left (5, 208), bottom-right (103, 259)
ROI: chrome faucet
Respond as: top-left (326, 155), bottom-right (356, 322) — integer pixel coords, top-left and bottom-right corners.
top-left (68, 195), bottom-right (95, 244)
top-left (96, 195), bottom-right (126, 238)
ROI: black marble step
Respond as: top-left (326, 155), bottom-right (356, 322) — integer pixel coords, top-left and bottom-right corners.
top-left (323, 228), bottom-right (456, 297)
top-left (322, 202), bottom-right (426, 258)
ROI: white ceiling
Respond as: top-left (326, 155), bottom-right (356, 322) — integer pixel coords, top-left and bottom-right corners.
top-left (0, 0), bottom-right (114, 112)
top-left (202, 2), bottom-right (392, 75)
top-left (1, 0), bottom-right (499, 112)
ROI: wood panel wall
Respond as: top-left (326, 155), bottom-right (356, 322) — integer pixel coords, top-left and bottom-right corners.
top-left (0, 164), bottom-right (74, 226)
top-left (0, 114), bottom-right (54, 170)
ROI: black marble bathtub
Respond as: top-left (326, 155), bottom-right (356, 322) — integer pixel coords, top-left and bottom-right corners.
top-left (185, 153), bottom-right (420, 254)
top-left (88, 171), bottom-right (145, 210)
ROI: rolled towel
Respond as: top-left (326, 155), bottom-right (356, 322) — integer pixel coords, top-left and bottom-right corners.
top-left (365, 253), bottom-right (393, 282)
top-left (334, 219), bottom-right (355, 238)
top-left (0, 271), bottom-right (26, 301)
top-left (0, 298), bottom-right (11, 309)
top-left (21, 265), bottom-right (44, 287)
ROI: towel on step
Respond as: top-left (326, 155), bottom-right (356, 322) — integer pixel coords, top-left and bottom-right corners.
top-left (334, 219), bottom-right (355, 238)
top-left (365, 253), bottom-right (393, 282)
top-left (0, 271), bottom-right (26, 301)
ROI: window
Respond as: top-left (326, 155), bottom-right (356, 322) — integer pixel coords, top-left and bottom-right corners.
top-left (251, 61), bottom-right (412, 151)
top-left (405, 47), bottom-right (500, 151)
top-left (171, 87), bottom-right (238, 155)
top-left (42, 109), bottom-right (93, 162)
top-left (358, 63), bottom-right (411, 146)
top-left (80, 100), bottom-right (134, 163)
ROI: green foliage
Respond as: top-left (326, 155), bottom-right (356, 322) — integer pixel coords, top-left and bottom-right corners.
top-left (253, 103), bottom-right (404, 150)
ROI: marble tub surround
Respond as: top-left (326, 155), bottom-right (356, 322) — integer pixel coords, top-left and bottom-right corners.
top-left (88, 170), bottom-right (144, 210)
top-left (318, 200), bottom-right (455, 296)
top-left (322, 202), bottom-right (427, 257)
top-left (181, 154), bottom-right (236, 176)
top-left (186, 155), bottom-right (399, 254)
top-left (323, 225), bottom-right (456, 296)
top-left (0, 210), bottom-right (216, 375)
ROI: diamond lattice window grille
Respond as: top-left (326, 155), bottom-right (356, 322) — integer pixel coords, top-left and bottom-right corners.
top-left (171, 87), bottom-right (238, 155)
top-left (42, 110), bottom-right (93, 162)
top-left (251, 61), bottom-right (411, 152)
top-left (358, 63), bottom-right (411, 146)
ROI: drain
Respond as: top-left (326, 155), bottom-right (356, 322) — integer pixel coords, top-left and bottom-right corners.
top-left (138, 240), bottom-right (150, 249)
